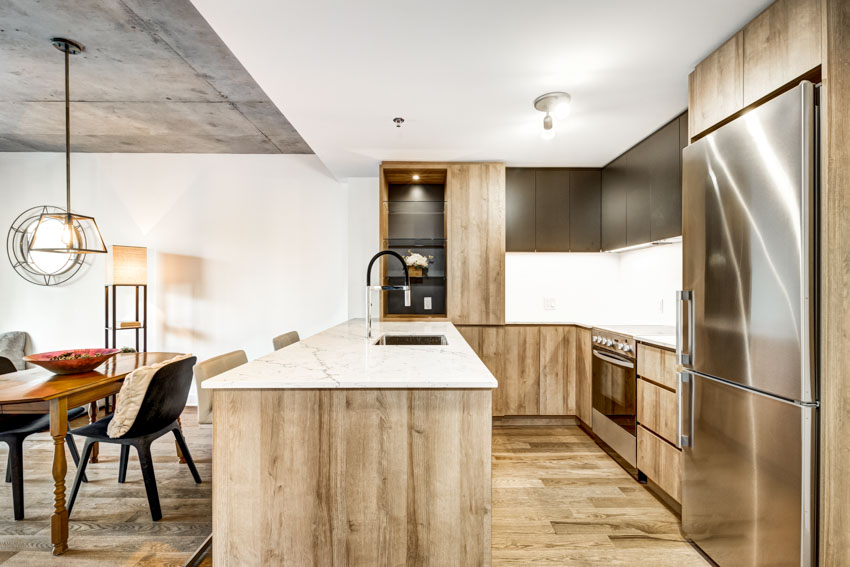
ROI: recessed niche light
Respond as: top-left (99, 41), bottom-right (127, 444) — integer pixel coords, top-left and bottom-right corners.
top-left (412, 174), bottom-right (420, 181)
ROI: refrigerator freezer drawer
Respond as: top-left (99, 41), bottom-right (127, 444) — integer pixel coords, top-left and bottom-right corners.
top-left (681, 372), bottom-right (817, 566)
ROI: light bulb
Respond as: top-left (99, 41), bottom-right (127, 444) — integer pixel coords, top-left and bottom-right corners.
top-left (554, 101), bottom-right (571, 119)
top-left (541, 128), bottom-right (556, 141)
top-left (60, 216), bottom-right (78, 248)
top-left (412, 174), bottom-right (420, 181)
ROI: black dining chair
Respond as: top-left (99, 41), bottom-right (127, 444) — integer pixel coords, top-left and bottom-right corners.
top-left (66, 356), bottom-right (201, 521)
top-left (0, 354), bottom-right (87, 520)
top-left (1, 412), bottom-right (88, 520)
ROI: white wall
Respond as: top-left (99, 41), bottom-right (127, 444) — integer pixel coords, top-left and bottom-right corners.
top-left (1, 153), bottom-right (351, 402)
top-left (346, 177), bottom-right (379, 318)
top-left (506, 242), bottom-right (682, 326)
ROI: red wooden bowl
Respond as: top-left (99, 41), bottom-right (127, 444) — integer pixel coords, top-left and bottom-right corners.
top-left (23, 348), bottom-right (121, 375)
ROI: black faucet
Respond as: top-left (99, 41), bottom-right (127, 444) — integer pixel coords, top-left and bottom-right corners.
top-left (366, 250), bottom-right (411, 338)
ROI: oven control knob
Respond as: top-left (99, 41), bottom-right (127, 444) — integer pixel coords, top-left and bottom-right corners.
top-left (622, 344), bottom-right (632, 353)
top-left (606, 339), bottom-right (614, 346)
top-left (617, 343), bottom-right (624, 350)
top-left (592, 336), bottom-right (598, 343)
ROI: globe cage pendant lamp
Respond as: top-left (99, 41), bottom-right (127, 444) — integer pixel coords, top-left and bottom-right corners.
top-left (29, 38), bottom-right (106, 255)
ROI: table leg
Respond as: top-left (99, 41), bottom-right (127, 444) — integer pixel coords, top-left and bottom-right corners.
top-left (88, 401), bottom-right (99, 463)
top-left (49, 398), bottom-right (70, 555)
top-left (175, 416), bottom-right (186, 463)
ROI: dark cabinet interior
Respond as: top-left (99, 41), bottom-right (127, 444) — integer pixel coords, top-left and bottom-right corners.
top-left (534, 170), bottom-right (570, 252)
top-left (384, 183), bottom-right (446, 315)
top-left (505, 168), bottom-right (535, 252)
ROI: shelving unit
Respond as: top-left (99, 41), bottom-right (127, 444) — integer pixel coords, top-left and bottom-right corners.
top-left (379, 165), bottom-right (448, 319)
top-left (104, 284), bottom-right (147, 351)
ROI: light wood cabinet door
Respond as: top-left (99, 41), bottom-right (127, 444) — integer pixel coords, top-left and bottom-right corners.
top-left (637, 343), bottom-right (678, 391)
top-left (502, 326), bottom-right (540, 415)
top-left (539, 326), bottom-right (576, 415)
top-left (446, 163), bottom-right (506, 325)
top-left (637, 425), bottom-right (681, 502)
top-left (575, 326), bottom-right (592, 426)
top-left (637, 379), bottom-right (678, 446)
top-left (743, 0), bottom-right (821, 106)
top-left (688, 31), bottom-right (744, 139)
top-left (457, 325), bottom-right (507, 416)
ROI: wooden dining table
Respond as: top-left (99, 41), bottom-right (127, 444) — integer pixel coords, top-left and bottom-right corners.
top-left (0, 352), bottom-right (180, 555)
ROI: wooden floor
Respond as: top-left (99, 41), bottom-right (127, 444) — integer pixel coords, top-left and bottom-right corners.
top-left (0, 414), bottom-right (705, 566)
top-left (492, 424), bottom-right (708, 566)
top-left (0, 408), bottom-right (211, 566)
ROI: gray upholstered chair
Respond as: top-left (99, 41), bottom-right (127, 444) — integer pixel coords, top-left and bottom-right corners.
top-left (272, 331), bottom-right (300, 351)
top-left (193, 351), bottom-right (248, 425)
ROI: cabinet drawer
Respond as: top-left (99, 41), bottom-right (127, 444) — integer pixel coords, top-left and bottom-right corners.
top-left (637, 379), bottom-right (678, 446)
top-left (637, 343), bottom-right (678, 390)
top-left (637, 425), bottom-right (681, 502)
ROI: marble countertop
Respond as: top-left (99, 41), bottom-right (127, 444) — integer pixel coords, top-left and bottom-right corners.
top-left (202, 319), bottom-right (498, 390)
top-left (507, 321), bottom-right (677, 349)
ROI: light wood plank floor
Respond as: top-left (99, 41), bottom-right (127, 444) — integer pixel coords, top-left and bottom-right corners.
top-left (492, 424), bottom-right (708, 566)
top-left (0, 408), bottom-right (211, 566)
top-left (0, 415), bottom-right (706, 565)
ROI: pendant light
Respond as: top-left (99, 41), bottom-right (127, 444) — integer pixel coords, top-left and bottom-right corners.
top-left (534, 92), bottom-right (572, 141)
top-left (29, 38), bottom-right (106, 254)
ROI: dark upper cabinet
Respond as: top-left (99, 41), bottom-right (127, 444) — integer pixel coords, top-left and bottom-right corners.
top-left (602, 155), bottom-right (628, 251)
top-left (569, 170), bottom-right (601, 252)
top-left (626, 143), bottom-right (651, 246)
top-left (534, 170), bottom-right (570, 252)
top-left (505, 168), bottom-right (535, 251)
top-left (647, 119), bottom-right (681, 241)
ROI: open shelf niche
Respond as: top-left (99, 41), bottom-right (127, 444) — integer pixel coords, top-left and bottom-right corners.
top-left (379, 165), bottom-right (448, 319)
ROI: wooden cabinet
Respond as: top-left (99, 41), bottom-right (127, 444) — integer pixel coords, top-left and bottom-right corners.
top-left (534, 170), bottom-right (571, 252)
top-left (575, 326), bottom-right (592, 426)
top-left (601, 156), bottom-right (628, 251)
top-left (569, 170), bottom-right (601, 252)
top-left (505, 168), bottom-right (535, 252)
top-left (689, 0), bottom-right (822, 139)
top-left (503, 326), bottom-right (540, 415)
top-left (742, 0), bottom-right (821, 106)
top-left (637, 425), bottom-right (681, 502)
top-left (446, 163), bottom-right (505, 325)
top-left (637, 343), bottom-right (678, 391)
top-left (688, 32), bottom-right (744, 139)
top-left (539, 326), bottom-right (577, 415)
top-left (637, 378), bottom-right (678, 445)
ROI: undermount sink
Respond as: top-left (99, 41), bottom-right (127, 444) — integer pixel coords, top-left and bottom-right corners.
top-left (373, 334), bottom-right (447, 346)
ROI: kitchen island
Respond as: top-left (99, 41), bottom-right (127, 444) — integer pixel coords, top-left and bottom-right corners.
top-left (203, 319), bottom-right (497, 566)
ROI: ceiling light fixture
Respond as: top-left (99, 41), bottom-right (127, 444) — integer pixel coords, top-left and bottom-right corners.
top-left (29, 37), bottom-right (106, 255)
top-left (534, 92), bottom-right (572, 140)
top-left (412, 174), bottom-right (420, 181)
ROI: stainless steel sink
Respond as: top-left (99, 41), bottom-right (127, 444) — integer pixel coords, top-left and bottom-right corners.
top-left (373, 334), bottom-right (447, 346)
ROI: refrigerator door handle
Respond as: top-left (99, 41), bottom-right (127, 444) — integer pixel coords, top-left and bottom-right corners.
top-left (678, 370), bottom-right (692, 448)
top-left (676, 290), bottom-right (694, 366)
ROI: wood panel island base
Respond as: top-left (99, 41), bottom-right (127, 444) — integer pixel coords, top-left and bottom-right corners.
top-left (204, 320), bottom-right (497, 566)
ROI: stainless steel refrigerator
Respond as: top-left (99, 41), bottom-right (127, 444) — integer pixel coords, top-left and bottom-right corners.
top-left (679, 81), bottom-right (819, 567)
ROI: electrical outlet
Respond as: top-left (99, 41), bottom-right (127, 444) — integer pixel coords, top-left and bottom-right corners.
top-left (424, 297), bottom-right (432, 310)
top-left (543, 297), bottom-right (557, 311)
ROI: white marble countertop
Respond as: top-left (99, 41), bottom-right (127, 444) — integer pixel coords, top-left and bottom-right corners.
top-left (506, 321), bottom-right (676, 349)
top-left (202, 319), bottom-right (498, 390)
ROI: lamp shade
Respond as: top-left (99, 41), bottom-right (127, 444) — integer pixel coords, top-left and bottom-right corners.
top-left (106, 245), bottom-right (147, 285)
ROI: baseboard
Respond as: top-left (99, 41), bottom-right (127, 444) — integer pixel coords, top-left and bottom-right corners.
top-left (492, 415), bottom-right (578, 426)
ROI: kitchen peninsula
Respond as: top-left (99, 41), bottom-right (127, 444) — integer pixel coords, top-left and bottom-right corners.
top-left (203, 320), bottom-right (497, 566)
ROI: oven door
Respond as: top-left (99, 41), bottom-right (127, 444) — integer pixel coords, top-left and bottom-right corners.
top-left (591, 348), bottom-right (637, 466)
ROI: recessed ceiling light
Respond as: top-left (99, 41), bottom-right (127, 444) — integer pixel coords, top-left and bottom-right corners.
top-left (412, 174), bottom-right (420, 181)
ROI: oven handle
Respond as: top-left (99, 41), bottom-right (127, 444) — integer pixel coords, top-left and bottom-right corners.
top-left (592, 349), bottom-right (635, 369)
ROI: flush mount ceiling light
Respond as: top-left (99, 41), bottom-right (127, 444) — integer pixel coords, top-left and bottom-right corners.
top-left (534, 92), bottom-right (572, 140)
top-left (27, 38), bottom-right (106, 255)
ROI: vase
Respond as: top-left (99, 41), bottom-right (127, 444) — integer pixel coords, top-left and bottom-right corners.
top-left (408, 267), bottom-right (424, 277)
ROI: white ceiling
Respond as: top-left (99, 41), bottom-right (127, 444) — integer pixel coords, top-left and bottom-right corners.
top-left (190, 0), bottom-right (772, 180)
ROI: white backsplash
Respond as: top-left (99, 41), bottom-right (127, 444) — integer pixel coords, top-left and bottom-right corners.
top-left (506, 243), bottom-right (683, 326)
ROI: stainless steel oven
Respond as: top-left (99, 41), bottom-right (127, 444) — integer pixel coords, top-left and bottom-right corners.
top-left (591, 328), bottom-right (637, 467)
